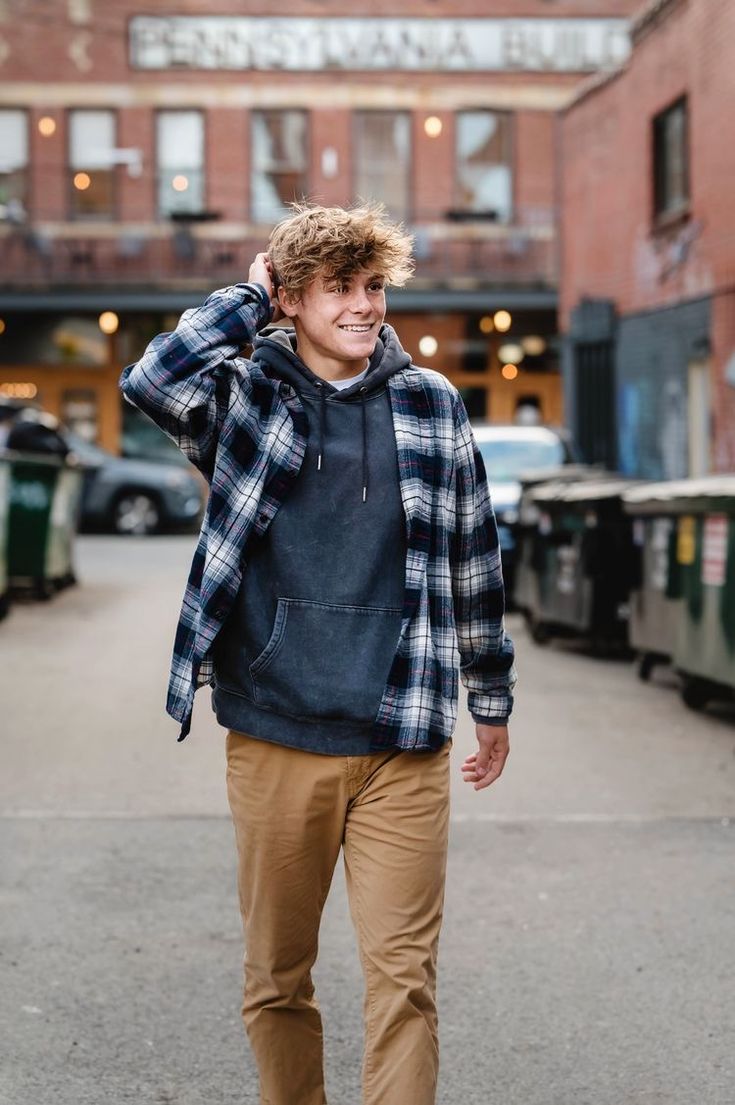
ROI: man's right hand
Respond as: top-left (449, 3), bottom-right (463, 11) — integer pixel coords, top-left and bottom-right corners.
top-left (248, 253), bottom-right (285, 322)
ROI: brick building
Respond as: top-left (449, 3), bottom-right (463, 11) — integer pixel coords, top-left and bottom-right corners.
top-left (560, 0), bottom-right (735, 478)
top-left (1, 0), bottom-right (636, 454)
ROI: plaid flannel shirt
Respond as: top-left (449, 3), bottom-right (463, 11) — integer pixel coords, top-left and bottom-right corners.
top-left (119, 283), bottom-right (516, 746)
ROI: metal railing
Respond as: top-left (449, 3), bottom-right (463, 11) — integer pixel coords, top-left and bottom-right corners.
top-left (1, 219), bottom-right (557, 289)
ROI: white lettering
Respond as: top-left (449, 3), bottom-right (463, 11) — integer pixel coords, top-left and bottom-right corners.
top-left (129, 17), bottom-right (631, 74)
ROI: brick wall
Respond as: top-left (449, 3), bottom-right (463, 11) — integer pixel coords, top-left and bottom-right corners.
top-left (560, 0), bottom-right (735, 471)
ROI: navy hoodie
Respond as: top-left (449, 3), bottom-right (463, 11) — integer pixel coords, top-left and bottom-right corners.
top-left (211, 322), bottom-right (415, 755)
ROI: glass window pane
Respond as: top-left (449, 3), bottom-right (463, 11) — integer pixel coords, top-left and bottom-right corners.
top-left (0, 110), bottom-right (28, 170)
top-left (653, 98), bottom-right (689, 217)
top-left (354, 112), bottom-right (410, 220)
top-left (156, 111), bottom-right (205, 216)
top-left (251, 110), bottom-right (308, 224)
top-left (69, 110), bottom-right (115, 218)
top-left (70, 110), bottom-right (115, 169)
top-left (456, 111), bottom-right (512, 222)
top-left (0, 110), bottom-right (28, 215)
top-left (157, 111), bottom-right (204, 170)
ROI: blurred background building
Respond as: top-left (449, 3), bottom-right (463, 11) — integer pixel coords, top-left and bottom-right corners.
top-left (2, 0), bottom-right (641, 456)
top-left (560, 0), bottom-right (735, 480)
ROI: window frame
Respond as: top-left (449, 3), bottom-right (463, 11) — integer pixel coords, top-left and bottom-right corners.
top-left (67, 107), bottom-right (119, 222)
top-left (154, 108), bottom-right (207, 220)
top-left (250, 108), bottom-right (309, 226)
top-left (652, 95), bottom-right (690, 228)
top-left (453, 108), bottom-right (516, 224)
top-left (351, 109), bottom-right (413, 223)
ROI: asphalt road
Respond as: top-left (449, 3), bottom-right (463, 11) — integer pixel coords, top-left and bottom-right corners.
top-left (1, 535), bottom-right (734, 1105)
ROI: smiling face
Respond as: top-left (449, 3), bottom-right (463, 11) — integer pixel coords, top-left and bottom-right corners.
top-left (277, 269), bottom-right (387, 381)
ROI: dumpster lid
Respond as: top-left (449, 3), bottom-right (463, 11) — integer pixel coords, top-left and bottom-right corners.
top-left (529, 475), bottom-right (634, 504)
top-left (518, 464), bottom-right (603, 489)
top-left (622, 474), bottom-right (735, 514)
top-left (558, 478), bottom-right (642, 503)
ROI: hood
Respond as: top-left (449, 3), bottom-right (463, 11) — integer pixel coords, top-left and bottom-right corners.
top-left (489, 480), bottom-right (522, 515)
top-left (250, 323), bottom-right (411, 501)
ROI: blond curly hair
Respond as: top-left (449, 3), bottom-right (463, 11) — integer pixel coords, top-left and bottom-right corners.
top-left (267, 201), bottom-right (415, 298)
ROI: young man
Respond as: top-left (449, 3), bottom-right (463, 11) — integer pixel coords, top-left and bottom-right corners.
top-left (120, 203), bottom-right (516, 1105)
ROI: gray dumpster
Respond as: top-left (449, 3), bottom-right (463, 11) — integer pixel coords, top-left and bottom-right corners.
top-left (625, 475), bottom-right (735, 709)
top-left (523, 476), bottom-right (640, 652)
top-left (622, 486), bottom-right (682, 680)
top-left (513, 465), bottom-right (603, 618)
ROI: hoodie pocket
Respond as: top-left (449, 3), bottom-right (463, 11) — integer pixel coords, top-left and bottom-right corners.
top-left (249, 597), bottom-right (402, 723)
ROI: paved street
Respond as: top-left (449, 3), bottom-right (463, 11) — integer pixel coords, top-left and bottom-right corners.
top-left (1, 535), bottom-right (734, 1105)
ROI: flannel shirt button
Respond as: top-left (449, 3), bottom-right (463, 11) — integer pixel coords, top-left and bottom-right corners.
top-left (279, 383), bottom-right (294, 399)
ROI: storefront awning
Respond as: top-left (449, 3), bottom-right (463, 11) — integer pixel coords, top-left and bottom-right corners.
top-left (0, 286), bottom-right (558, 315)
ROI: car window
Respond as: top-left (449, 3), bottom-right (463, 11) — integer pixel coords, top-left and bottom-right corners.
top-left (64, 431), bottom-right (111, 464)
top-left (476, 437), bottom-right (565, 481)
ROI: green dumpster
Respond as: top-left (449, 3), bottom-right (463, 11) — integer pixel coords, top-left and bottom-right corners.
top-left (0, 455), bottom-right (10, 619)
top-left (524, 476), bottom-right (640, 651)
top-left (625, 475), bottom-right (735, 709)
top-left (6, 449), bottom-right (83, 599)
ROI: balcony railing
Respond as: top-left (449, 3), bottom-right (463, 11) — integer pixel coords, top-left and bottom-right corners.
top-left (0, 219), bottom-right (557, 290)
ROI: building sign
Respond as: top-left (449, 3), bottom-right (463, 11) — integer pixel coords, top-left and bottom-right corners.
top-left (129, 17), bottom-right (630, 73)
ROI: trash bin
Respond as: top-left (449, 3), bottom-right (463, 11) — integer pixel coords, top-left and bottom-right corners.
top-left (514, 465), bottom-right (602, 618)
top-left (622, 485), bottom-right (684, 680)
top-left (625, 475), bottom-right (735, 709)
top-left (524, 476), bottom-right (640, 651)
top-left (0, 455), bottom-right (11, 619)
top-left (5, 449), bottom-right (83, 599)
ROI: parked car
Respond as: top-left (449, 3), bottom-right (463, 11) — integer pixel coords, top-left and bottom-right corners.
top-left (0, 399), bottom-right (206, 536)
top-left (66, 431), bottom-right (206, 536)
top-left (471, 422), bottom-right (577, 597)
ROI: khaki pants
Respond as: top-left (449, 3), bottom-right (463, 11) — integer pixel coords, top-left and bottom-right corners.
top-left (225, 730), bottom-right (452, 1105)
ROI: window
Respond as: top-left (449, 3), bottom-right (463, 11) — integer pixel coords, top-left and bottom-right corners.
top-left (251, 110), bottom-right (308, 224)
top-left (0, 110), bottom-right (28, 221)
top-left (455, 111), bottom-right (513, 222)
top-left (69, 109), bottom-right (116, 218)
top-left (156, 111), bottom-right (205, 217)
top-left (653, 97), bottom-right (689, 221)
top-left (354, 112), bottom-right (411, 221)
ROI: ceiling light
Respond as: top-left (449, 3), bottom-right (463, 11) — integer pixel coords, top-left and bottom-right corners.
top-left (498, 342), bottom-right (524, 364)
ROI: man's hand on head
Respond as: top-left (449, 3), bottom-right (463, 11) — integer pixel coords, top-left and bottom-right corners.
top-left (461, 724), bottom-right (510, 791)
top-left (248, 252), bottom-right (285, 322)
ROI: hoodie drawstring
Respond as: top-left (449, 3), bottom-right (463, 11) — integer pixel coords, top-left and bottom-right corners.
top-left (314, 381), bottom-right (369, 502)
top-left (316, 382), bottom-right (326, 472)
top-left (360, 385), bottom-right (368, 502)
